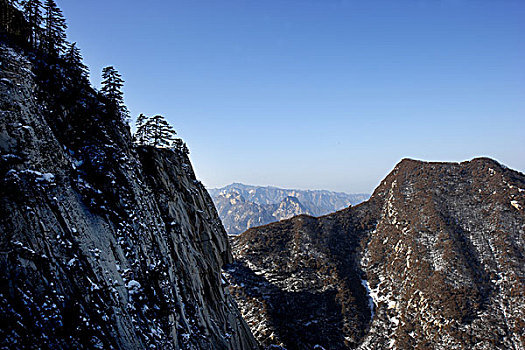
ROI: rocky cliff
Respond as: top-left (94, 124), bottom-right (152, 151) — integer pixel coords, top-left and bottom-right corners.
top-left (210, 183), bottom-right (369, 235)
top-left (228, 158), bottom-right (525, 350)
top-left (0, 29), bottom-right (258, 350)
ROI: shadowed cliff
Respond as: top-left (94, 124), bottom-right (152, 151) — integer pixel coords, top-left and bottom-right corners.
top-left (0, 7), bottom-right (258, 349)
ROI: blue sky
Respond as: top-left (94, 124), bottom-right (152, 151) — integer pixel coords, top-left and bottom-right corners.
top-left (59, 0), bottom-right (524, 193)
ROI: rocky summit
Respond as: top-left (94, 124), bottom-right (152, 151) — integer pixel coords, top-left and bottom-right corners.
top-left (210, 183), bottom-right (369, 235)
top-left (227, 158), bottom-right (525, 350)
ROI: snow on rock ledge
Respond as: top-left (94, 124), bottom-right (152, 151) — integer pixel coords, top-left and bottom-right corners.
top-left (0, 41), bottom-right (257, 349)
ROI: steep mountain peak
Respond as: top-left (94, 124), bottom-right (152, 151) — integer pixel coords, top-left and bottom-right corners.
top-left (228, 158), bottom-right (525, 350)
top-left (272, 196), bottom-right (311, 222)
top-left (372, 156), bottom-right (514, 199)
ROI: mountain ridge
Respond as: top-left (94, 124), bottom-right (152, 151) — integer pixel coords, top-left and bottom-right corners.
top-left (209, 183), bottom-right (369, 235)
top-left (2, 2), bottom-right (523, 349)
top-left (210, 182), bottom-right (366, 197)
top-left (227, 157), bottom-right (525, 350)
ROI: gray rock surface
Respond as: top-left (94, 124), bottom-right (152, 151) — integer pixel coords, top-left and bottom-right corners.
top-left (0, 40), bottom-right (258, 349)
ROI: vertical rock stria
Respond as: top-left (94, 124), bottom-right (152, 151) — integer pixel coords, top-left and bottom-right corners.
top-left (0, 35), bottom-right (258, 350)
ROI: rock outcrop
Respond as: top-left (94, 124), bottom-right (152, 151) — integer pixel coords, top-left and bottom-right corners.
top-left (228, 158), bottom-right (525, 350)
top-left (0, 27), bottom-right (258, 350)
top-left (210, 183), bottom-right (369, 235)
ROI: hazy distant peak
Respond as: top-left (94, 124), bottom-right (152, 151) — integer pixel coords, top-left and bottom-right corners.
top-left (210, 183), bottom-right (369, 235)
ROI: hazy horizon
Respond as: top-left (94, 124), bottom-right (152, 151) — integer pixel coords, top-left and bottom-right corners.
top-left (207, 180), bottom-right (371, 194)
top-left (205, 155), bottom-right (523, 194)
top-left (59, 0), bottom-right (525, 193)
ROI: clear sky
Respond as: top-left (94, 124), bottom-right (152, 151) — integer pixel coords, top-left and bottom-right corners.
top-left (58, 0), bottom-right (524, 193)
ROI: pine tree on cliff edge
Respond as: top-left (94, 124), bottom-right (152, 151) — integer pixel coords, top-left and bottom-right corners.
top-left (101, 66), bottom-right (130, 122)
top-left (64, 42), bottom-right (89, 81)
top-left (134, 114), bottom-right (178, 148)
top-left (22, 0), bottom-right (43, 48)
top-left (42, 0), bottom-right (67, 55)
top-left (134, 113), bottom-right (149, 145)
top-left (148, 114), bottom-right (177, 147)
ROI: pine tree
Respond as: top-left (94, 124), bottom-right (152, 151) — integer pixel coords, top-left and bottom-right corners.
top-left (64, 42), bottom-right (89, 81)
top-left (173, 138), bottom-right (190, 154)
top-left (41, 0), bottom-right (67, 55)
top-left (133, 113), bottom-right (149, 144)
top-left (2, 1), bottom-right (22, 34)
top-left (101, 66), bottom-right (129, 122)
top-left (22, 0), bottom-right (43, 48)
top-left (181, 142), bottom-right (189, 154)
top-left (148, 115), bottom-right (177, 147)
top-left (132, 114), bottom-right (177, 148)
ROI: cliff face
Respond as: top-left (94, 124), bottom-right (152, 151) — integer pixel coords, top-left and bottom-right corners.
top-left (0, 39), bottom-right (257, 349)
top-left (229, 158), bottom-right (525, 350)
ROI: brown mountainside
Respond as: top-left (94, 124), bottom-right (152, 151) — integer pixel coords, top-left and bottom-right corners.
top-left (227, 158), bottom-right (525, 350)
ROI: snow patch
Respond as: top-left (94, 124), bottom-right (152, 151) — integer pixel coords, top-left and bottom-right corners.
top-left (127, 280), bottom-right (141, 295)
top-left (360, 279), bottom-right (375, 319)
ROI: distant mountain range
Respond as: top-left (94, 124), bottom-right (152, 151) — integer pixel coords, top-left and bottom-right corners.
top-left (209, 183), bottom-right (369, 235)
